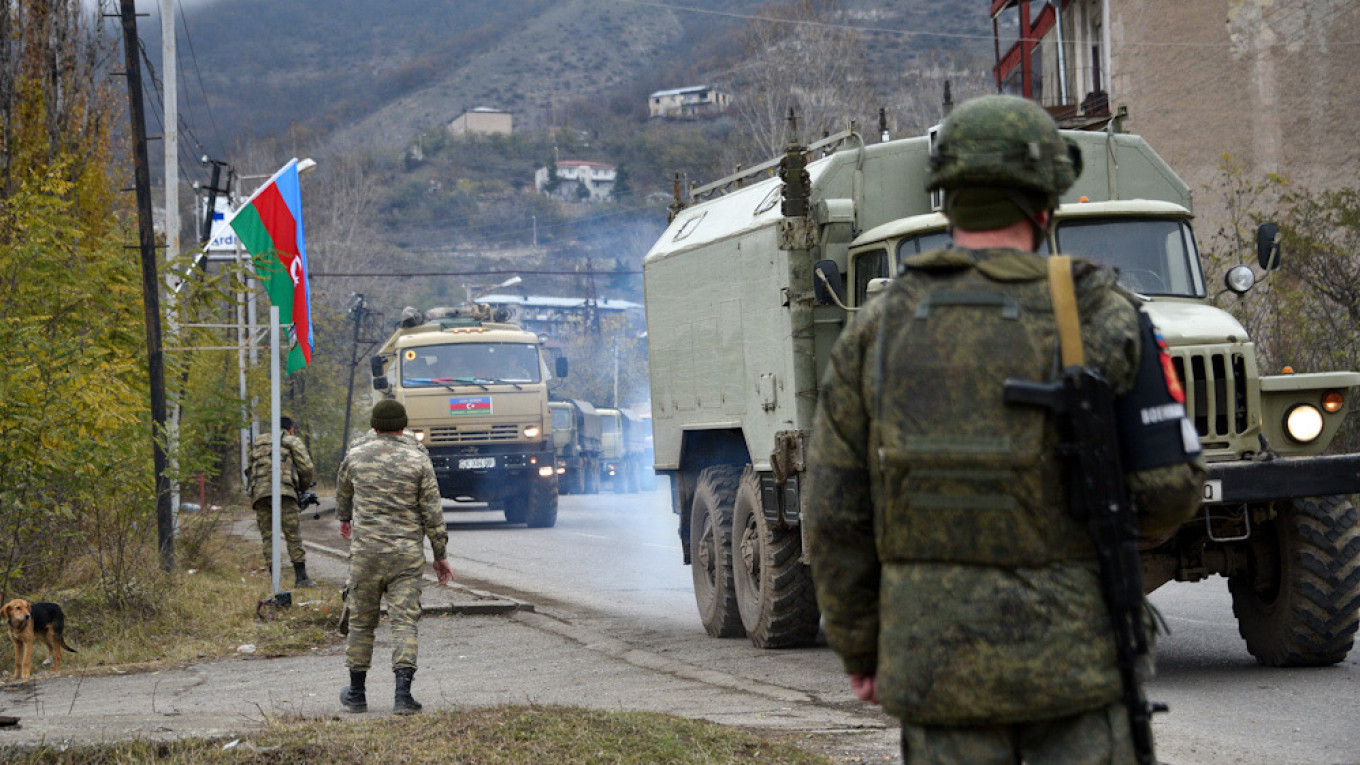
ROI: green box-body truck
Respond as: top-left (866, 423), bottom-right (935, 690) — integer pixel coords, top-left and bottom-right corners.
top-left (642, 125), bottom-right (1360, 662)
top-left (550, 398), bottom-right (603, 495)
top-left (370, 304), bottom-right (562, 528)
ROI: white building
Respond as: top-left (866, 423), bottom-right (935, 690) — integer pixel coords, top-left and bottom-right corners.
top-left (534, 160), bottom-right (616, 202)
top-left (449, 107), bottom-right (513, 136)
top-left (648, 85), bottom-right (731, 119)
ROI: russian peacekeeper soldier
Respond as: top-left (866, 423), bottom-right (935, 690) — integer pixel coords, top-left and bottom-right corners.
top-left (247, 415), bottom-right (316, 587)
top-left (336, 399), bottom-right (452, 715)
top-left (806, 94), bottom-right (1206, 764)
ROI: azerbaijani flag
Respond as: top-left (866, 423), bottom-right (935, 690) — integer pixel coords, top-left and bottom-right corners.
top-left (225, 159), bottom-right (313, 373)
top-left (449, 396), bottom-right (492, 415)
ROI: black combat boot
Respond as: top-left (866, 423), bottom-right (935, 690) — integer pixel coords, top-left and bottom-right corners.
top-left (293, 561), bottom-right (316, 587)
top-left (393, 667), bottom-right (423, 715)
top-left (340, 670), bottom-right (367, 712)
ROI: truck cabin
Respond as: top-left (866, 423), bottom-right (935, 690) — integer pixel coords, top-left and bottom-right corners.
top-left (838, 200), bottom-right (1206, 309)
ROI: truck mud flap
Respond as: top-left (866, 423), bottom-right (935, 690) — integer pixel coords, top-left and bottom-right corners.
top-left (1205, 454), bottom-right (1360, 505)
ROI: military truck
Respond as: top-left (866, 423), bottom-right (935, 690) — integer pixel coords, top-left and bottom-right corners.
top-left (643, 123), bottom-right (1360, 661)
top-left (370, 304), bottom-right (565, 527)
top-left (550, 398), bottom-right (602, 495)
top-left (598, 407), bottom-right (647, 493)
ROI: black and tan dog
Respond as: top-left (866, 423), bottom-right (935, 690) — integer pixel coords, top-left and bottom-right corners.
top-left (3, 599), bottom-right (77, 681)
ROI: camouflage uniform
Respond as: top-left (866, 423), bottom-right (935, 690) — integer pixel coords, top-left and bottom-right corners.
top-left (248, 430), bottom-right (314, 565)
top-left (807, 248), bottom-right (1204, 762)
top-left (336, 433), bottom-right (447, 672)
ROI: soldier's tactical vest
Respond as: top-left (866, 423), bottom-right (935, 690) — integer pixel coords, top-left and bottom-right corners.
top-left (873, 249), bottom-right (1095, 567)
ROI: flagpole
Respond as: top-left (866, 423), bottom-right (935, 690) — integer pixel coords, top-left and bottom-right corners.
top-left (270, 305), bottom-right (284, 598)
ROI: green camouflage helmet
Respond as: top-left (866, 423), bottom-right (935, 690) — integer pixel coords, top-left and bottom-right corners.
top-left (927, 95), bottom-right (1082, 197)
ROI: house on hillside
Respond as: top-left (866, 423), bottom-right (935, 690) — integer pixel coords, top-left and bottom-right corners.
top-left (535, 160), bottom-right (616, 202)
top-left (449, 107), bottom-right (513, 136)
top-left (989, 0), bottom-right (1360, 237)
top-left (648, 86), bottom-right (731, 119)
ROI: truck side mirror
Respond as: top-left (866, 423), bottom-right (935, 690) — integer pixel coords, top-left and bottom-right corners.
top-left (370, 355), bottom-right (388, 390)
top-left (556, 356), bottom-right (568, 379)
top-left (812, 260), bottom-right (845, 307)
top-left (1255, 222), bottom-right (1281, 271)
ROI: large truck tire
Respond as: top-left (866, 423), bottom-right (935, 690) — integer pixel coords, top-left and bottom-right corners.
top-left (564, 466), bottom-right (586, 495)
top-left (524, 478), bottom-right (559, 528)
top-left (690, 465), bottom-right (745, 638)
top-left (731, 467), bottom-right (820, 648)
top-left (624, 459), bottom-right (640, 494)
top-left (1229, 495), bottom-right (1360, 666)
top-left (583, 458), bottom-right (601, 494)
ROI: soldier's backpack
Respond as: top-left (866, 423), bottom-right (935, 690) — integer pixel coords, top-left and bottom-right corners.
top-left (871, 249), bottom-right (1094, 567)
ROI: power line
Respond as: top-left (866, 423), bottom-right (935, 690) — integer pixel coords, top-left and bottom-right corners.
top-left (620, 0), bottom-right (1360, 49)
top-left (176, 0), bottom-right (224, 154)
top-left (311, 269), bottom-right (642, 279)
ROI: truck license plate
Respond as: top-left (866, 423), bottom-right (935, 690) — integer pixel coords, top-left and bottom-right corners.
top-left (458, 457), bottom-right (496, 470)
top-left (1203, 479), bottom-right (1223, 503)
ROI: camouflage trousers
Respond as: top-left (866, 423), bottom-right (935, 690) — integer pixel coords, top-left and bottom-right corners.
top-left (253, 496), bottom-right (305, 565)
top-left (344, 550), bottom-right (425, 672)
top-left (900, 704), bottom-right (1135, 765)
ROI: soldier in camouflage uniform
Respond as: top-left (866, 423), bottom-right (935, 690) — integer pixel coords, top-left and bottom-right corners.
top-left (336, 399), bottom-right (452, 715)
top-left (247, 416), bottom-right (316, 587)
top-left (806, 95), bottom-right (1206, 764)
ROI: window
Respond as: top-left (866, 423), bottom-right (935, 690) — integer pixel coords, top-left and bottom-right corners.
top-left (401, 342), bottom-right (542, 386)
top-left (852, 249), bottom-right (888, 306)
top-left (1053, 218), bottom-right (1205, 297)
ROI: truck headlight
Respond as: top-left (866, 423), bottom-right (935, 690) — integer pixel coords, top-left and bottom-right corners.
top-left (413, 430), bottom-right (425, 442)
top-left (1225, 265), bottom-right (1256, 294)
top-left (1284, 404), bottom-right (1324, 443)
top-left (522, 425), bottom-right (541, 439)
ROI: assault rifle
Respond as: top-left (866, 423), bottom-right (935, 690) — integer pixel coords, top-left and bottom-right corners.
top-left (1004, 365), bottom-right (1166, 765)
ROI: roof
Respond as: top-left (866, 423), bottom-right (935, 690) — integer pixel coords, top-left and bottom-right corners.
top-left (555, 160), bottom-right (615, 170)
top-left (475, 294), bottom-right (642, 311)
top-left (649, 85), bottom-right (719, 98)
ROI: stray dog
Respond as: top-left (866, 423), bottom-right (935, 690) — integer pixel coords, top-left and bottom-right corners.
top-left (3, 599), bottom-right (77, 681)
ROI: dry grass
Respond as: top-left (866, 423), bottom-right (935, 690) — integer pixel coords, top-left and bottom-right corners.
top-left (0, 706), bottom-right (834, 764)
top-left (0, 509), bottom-right (344, 676)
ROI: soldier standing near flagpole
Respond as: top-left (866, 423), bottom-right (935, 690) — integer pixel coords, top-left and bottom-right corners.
top-left (336, 400), bottom-right (453, 714)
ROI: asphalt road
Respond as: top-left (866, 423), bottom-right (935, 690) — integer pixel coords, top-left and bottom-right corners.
top-left (444, 482), bottom-right (1360, 765)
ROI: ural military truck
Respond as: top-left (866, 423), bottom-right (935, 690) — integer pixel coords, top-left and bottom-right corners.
top-left (370, 304), bottom-right (564, 527)
top-left (643, 123), bottom-right (1360, 662)
top-left (598, 407), bottom-right (649, 493)
top-left (550, 398), bottom-right (602, 495)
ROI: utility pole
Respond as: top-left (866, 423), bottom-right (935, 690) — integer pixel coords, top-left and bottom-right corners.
top-left (161, 0), bottom-right (182, 534)
top-left (120, 0), bottom-right (174, 572)
top-left (340, 293), bottom-right (373, 463)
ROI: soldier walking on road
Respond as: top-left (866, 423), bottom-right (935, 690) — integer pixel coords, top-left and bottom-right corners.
top-left (247, 415), bottom-right (316, 587)
top-left (337, 400), bottom-right (453, 715)
top-left (806, 95), bottom-right (1206, 763)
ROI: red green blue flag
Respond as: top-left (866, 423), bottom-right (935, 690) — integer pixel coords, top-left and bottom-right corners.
top-left (226, 159), bottom-right (313, 373)
top-left (449, 396), bottom-right (492, 415)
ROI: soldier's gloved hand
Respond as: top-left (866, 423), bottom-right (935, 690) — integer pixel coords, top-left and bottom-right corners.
top-left (432, 558), bottom-right (454, 586)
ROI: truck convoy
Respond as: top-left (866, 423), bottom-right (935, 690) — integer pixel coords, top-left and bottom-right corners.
top-left (550, 398), bottom-right (602, 494)
top-left (370, 304), bottom-right (564, 528)
top-left (642, 121), bottom-right (1360, 663)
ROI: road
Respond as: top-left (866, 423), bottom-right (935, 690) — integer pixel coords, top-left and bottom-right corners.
top-left (444, 483), bottom-right (1360, 765)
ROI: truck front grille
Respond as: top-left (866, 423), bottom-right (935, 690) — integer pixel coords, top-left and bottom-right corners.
top-left (1170, 350), bottom-right (1250, 444)
top-left (427, 424), bottom-right (520, 445)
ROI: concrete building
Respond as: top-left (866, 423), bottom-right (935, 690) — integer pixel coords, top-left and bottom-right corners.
top-left (473, 294), bottom-right (642, 339)
top-left (535, 160), bottom-right (617, 202)
top-left (449, 107), bottom-right (513, 136)
top-left (990, 0), bottom-right (1360, 239)
top-left (648, 85), bottom-right (732, 119)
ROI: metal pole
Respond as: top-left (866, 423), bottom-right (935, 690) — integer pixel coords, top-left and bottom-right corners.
top-left (270, 305), bottom-right (283, 597)
top-left (340, 294), bottom-right (365, 462)
top-left (161, 0), bottom-right (182, 532)
top-left (120, 0), bottom-right (174, 572)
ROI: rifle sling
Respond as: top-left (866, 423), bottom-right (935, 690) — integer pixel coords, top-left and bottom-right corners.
top-left (1048, 255), bottom-right (1084, 366)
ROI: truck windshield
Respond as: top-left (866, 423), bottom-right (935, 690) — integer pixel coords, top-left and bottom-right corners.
top-left (401, 342), bottom-right (542, 386)
top-left (1051, 218), bottom-right (1205, 298)
top-left (551, 407), bottom-right (571, 430)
